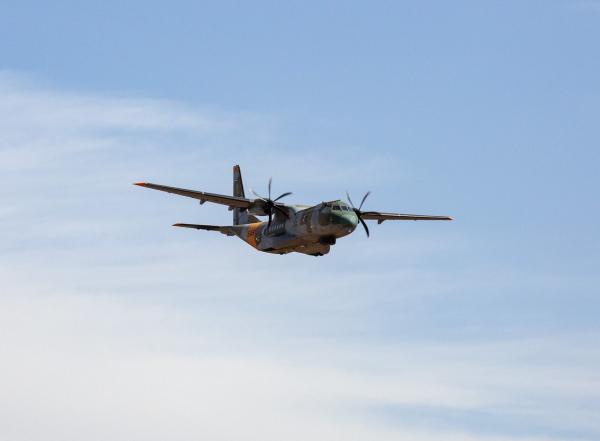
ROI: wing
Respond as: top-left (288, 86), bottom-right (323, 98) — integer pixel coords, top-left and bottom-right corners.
top-left (172, 223), bottom-right (237, 236)
top-left (361, 211), bottom-right (453, 224)
top-left (134, 182), bottom-right (252, 208)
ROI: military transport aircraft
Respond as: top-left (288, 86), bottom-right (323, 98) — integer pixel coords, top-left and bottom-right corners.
top-left (135, 165), bottom-right (452, 256)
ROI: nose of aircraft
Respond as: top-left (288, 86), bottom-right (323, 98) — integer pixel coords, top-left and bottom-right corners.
top-left (332, 211), bottom-right (358, 230)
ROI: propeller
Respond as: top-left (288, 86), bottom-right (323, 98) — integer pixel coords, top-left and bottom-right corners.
top-left (346, 190), bottom-right (371, 237)
top-left (251, 177), bottom-right (292, 230)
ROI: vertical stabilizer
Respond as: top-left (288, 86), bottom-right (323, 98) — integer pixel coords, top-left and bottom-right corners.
top-left (233, 165), bottom-right (246, 225)
top-left (233, 164), bottom-right (245, 198)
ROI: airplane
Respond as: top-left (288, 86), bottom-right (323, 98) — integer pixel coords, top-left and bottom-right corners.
top-left (134, 165), bottom-right (452, 256)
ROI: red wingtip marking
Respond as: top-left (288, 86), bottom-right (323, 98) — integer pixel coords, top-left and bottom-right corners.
top-left (134, 182), bottom-right (147, 187)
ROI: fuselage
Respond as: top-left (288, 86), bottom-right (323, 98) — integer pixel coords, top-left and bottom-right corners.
top-left (236, 200), bottom-right (358, 256)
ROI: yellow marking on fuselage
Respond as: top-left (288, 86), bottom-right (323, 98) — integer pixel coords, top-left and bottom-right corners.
top-left (245, 222), bottom-right (262, 248)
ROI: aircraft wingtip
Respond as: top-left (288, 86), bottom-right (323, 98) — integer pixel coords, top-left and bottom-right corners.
top-left (133, 182), bottom-right (147, 187)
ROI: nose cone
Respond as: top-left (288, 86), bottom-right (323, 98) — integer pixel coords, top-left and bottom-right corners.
top-left (332, 211), bottom-right (358, 231)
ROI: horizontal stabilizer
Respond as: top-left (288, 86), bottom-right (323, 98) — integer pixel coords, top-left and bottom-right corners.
top-left (172, 223), bottom-right (237, 236)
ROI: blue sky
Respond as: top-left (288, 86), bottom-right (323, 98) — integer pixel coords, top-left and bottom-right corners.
top-left (1, 1), bottom-right (599, 440)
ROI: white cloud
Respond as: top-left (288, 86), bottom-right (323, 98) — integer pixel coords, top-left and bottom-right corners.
top-left (3, 287), bottom-right (596, 441)
top-left (4, 283), bottom-right (599, 441)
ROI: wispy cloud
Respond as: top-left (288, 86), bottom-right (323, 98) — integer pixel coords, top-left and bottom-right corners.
top-left (1, 72), bottom-right (599, 441)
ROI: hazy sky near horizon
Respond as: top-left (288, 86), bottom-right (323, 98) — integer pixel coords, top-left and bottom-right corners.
top-left (1, 1), bottom-right (599, 440)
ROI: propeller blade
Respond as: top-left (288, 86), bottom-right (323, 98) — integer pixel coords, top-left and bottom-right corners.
top-left (254, 178), bottom-right (292, 223)
top-left (359, 191), bottom-right (371, 211)
top-left (274, 191), bottom-right (292, 202)
top-left (268, 177), bottom-right (272, 199)
top-left (346, 191), bottom-right (355, 209)
top-left (347, 190), bottom-right (372, 236)
top-left (251, 189), bottom-right (267, 202)
top-left (274, 204), bottom-right (290, 219)
top-left (359, 215), bottom-right (370, 237)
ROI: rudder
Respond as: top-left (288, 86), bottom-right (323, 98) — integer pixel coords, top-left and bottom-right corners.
top-left (233, 165), bottom-right (247, 225)
top-left (233, 164), bottom-right (245, 198)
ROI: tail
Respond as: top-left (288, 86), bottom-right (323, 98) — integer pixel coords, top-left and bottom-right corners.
top-left (233, 165), bottom-right (259, 225)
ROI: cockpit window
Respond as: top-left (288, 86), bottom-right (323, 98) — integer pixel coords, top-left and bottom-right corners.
top-left (341, 206), bottom-right (349, 211)
top-left (332, 205), bottom-right (341, 211)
